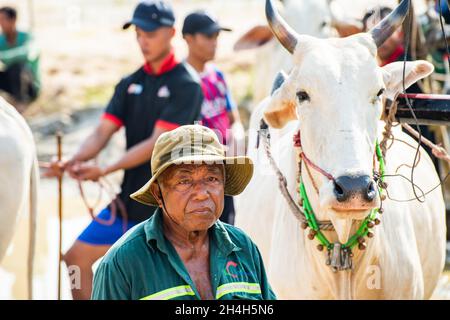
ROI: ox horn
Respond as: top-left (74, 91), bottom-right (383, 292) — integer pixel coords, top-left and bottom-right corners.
top-left (369, 0), bottom-right (410, 48)
top-left (265, 0), bottom-right (298, 54)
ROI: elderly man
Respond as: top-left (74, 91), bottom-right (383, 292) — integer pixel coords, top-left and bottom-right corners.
top-left (91, 125), bottom-right (275, 300)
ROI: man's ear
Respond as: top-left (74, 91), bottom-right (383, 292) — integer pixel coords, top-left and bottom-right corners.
top-left (150, 183), bottom-right (163, 207)
top-left (184, 34), bottom-right (194, 45)
top-left (382, 60), bottom-right (434, 99)
top-left (168, 27), bottom-right (176, 39)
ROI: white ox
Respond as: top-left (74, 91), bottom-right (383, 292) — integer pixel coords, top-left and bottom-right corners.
top-left (235, 0), bottom-right (446, 299)
top-left (0, 97), bottom-right (38, 299)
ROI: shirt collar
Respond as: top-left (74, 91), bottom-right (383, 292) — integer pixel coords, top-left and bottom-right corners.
top-left (143, 49), bottom-right (178, 76)
top-left (183, 60), bottom-right (212, 78)
top-left (144, 208), bottom-right (240, 255)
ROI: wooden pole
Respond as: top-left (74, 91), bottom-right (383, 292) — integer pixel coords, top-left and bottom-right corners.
top-left (56, 132), bottom-right (63, 300)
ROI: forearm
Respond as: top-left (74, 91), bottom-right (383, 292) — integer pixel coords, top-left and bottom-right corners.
top-left (71, 131), bottom-right (111, 163)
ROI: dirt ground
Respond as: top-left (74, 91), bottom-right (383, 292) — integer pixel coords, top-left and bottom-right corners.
top-left (0, 0), bottom-right (448, 299)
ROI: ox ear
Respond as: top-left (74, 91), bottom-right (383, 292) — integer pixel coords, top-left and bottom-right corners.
top-left (234, 25), bottom-right (274, 51)
top-left (271, 70), bottom-right (288, 95)
top-left (263, 71), bottom-right (298, 129)
top-left (382, 60), bottom-right (434, 98)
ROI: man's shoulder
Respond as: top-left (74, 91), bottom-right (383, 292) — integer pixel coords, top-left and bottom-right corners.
top-left (167, 62), bottom-right (201, 87)
top-left (110, 67), bottom-right (146, 94)
top-left (119, 67), bottom-right (145, 85)
top-left (18, 31), bottom-right (31, 39)
top-left (203, 64), bottom-right (225, 78)
top-left (14, 31), bottom-right (33, 45)
top-left (219, 222), bottom-right (256, 251)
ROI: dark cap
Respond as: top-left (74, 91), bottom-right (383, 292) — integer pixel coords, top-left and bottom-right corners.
top-left (123, 1), bottom-right (175, 32)
top-left (182, 11), bottom-right (231, 36)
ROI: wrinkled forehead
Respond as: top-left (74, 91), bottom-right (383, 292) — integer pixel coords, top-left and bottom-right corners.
top-left (291, 35), bottom-right (383, 92)
top-left (162, 164), bottom-right (225, 179)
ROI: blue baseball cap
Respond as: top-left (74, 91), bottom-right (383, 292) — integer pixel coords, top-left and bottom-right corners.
top-left (182, 11), bottom-right (231, 36)
top-left (123, 1), bottom-right (175, 32)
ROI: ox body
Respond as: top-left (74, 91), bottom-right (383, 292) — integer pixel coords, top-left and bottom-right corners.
top-left (0, 97), bottom-right (38, 299)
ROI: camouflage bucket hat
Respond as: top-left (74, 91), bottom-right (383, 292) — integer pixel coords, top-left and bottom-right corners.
top-left (130, 125), bottom-right (253, 207)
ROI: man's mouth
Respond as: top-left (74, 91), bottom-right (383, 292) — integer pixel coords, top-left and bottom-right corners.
top-left (188, 207), bottom-right (213, 215)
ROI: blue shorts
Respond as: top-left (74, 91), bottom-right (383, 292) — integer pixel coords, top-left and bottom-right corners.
top-left (77, 207), bottom-right (139, 245)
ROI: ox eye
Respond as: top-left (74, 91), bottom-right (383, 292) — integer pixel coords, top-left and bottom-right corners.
top-left (296, 91), bottom-right (310, 103)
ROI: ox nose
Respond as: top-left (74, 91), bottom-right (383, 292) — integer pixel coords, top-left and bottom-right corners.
top-left (333, 175), bottom-right (376, 203)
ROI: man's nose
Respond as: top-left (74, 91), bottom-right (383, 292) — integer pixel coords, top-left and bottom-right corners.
top-left (191, 181), bottom-right (210, 200)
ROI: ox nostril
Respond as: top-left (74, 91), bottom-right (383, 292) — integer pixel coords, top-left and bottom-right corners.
top-left (333, 175), bottom-right (376, 203)
top-left (333, 180), bottom-right (348, 202)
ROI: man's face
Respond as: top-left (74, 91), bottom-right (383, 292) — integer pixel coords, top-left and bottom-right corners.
top-left (0, 13), bottom-right (15, 35)
top-left (186, 32), bottom-right (219, 63)
top-left (154, 164), bottom-right (225, 232)
top-left (136, 26), bottom-right (175, 63)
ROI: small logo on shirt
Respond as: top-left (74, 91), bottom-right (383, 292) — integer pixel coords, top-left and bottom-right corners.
top-left (225, 261), bottom-right (238, 279)
top-left (157, 85), bottom-right (170, 98)
top-left (128, 83), bottom-right (143, 95)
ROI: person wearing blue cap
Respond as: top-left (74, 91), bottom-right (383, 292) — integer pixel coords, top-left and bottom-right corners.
top-left (44, 0), bottom-right (204, 300)
top-left (182, 11), bottom-right (243, 226)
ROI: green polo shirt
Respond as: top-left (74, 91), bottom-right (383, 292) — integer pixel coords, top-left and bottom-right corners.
top-left (91, 208), bottom-right (276, 300)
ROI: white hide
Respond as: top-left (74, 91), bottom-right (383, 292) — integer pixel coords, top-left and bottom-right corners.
top-left (0, 97), bottom-right (38, 299)
top-left (235, 34), bottom-right (446, 299)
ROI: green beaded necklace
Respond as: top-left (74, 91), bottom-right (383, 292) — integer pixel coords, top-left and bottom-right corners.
top-left (299, 141), bottom-right (386, 268)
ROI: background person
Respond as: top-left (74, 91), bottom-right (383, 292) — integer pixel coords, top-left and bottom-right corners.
top-left (44, 0), bottom-right (203, 300)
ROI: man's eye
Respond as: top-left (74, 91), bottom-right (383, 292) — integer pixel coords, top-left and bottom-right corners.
top-left (206, 176), bottom-right (220, 183)
top-left (178, 180), bottom-right (191, 185)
